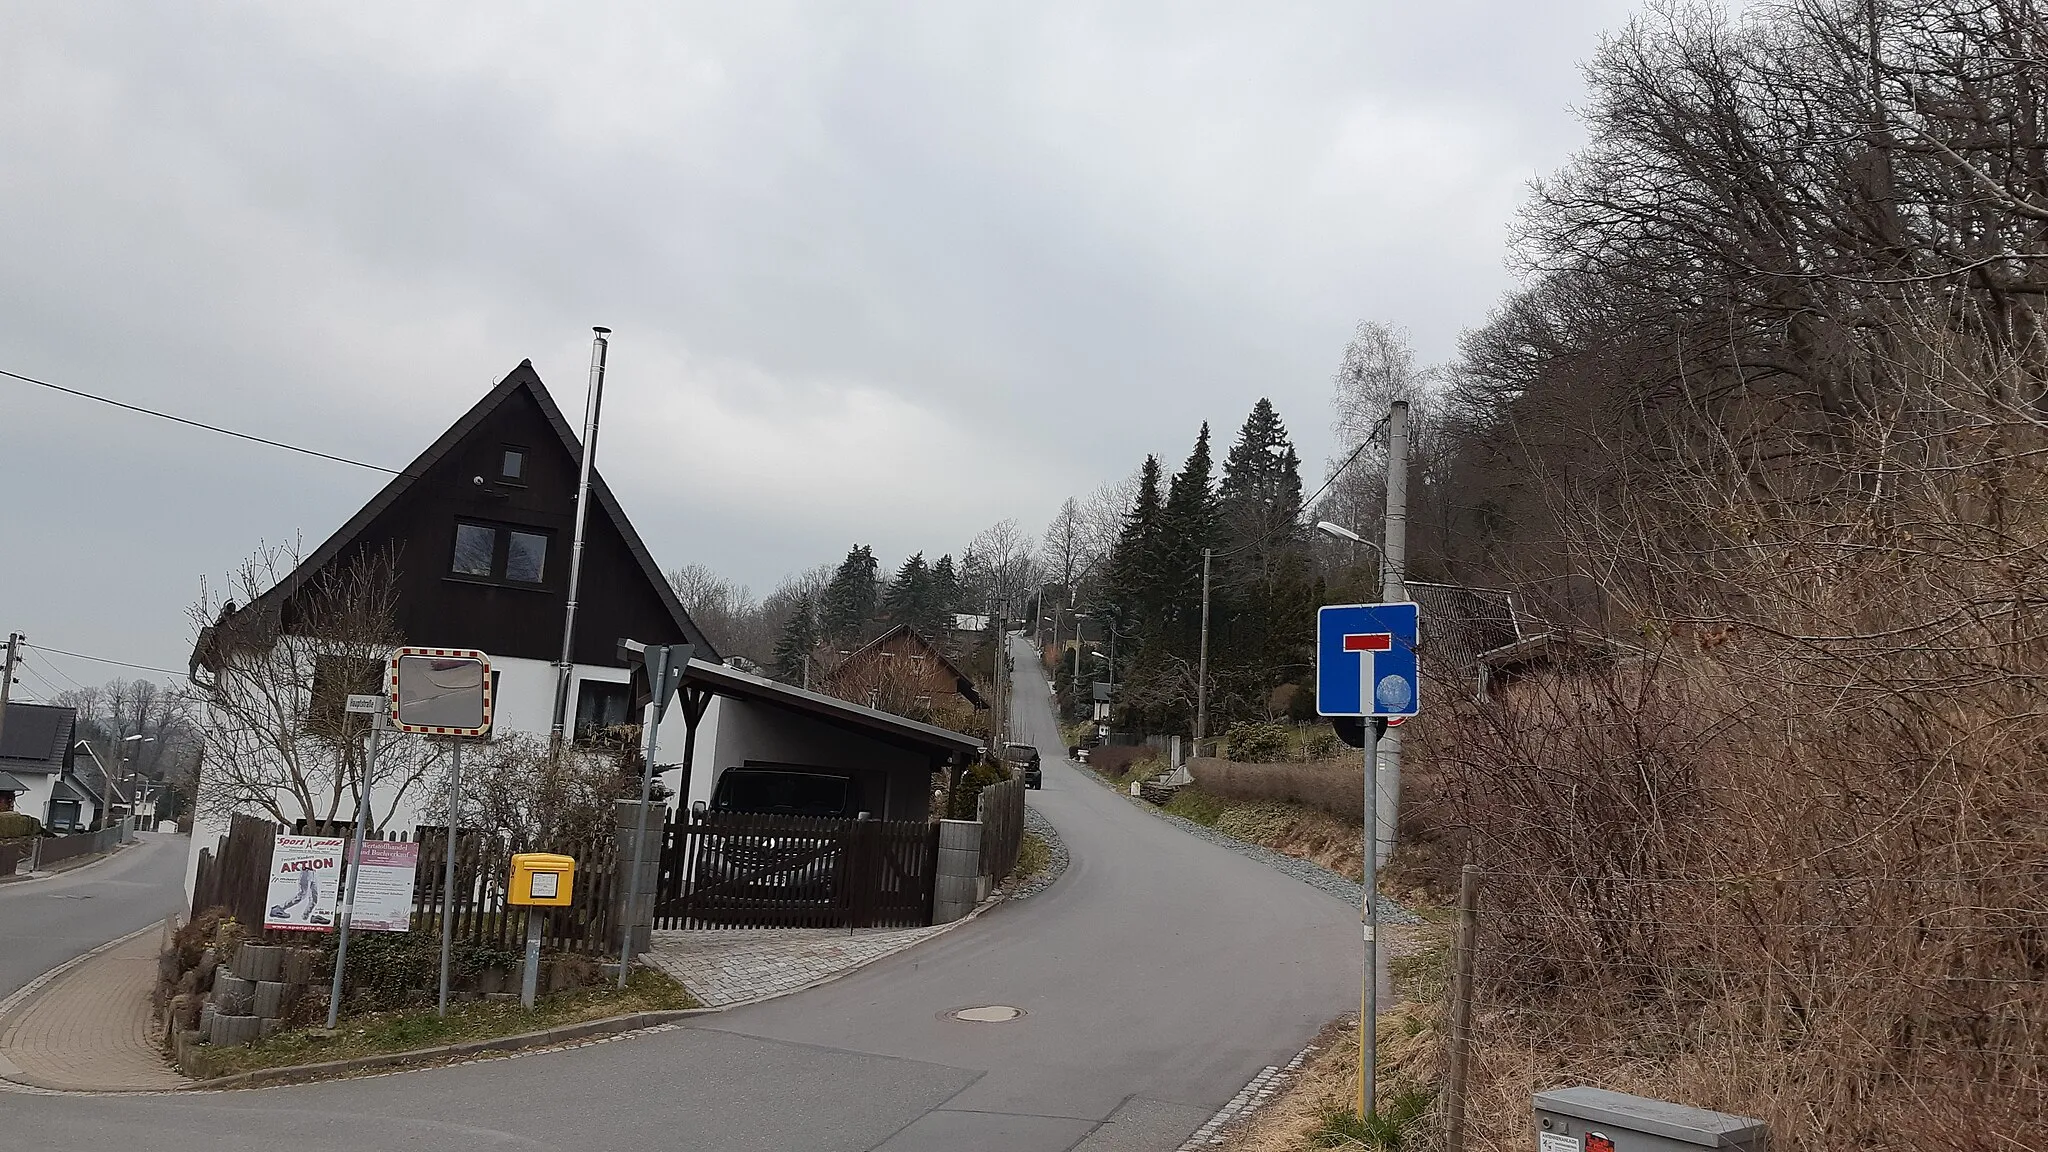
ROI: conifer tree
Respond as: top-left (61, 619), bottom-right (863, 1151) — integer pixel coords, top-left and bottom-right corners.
top-left (819, 545), bottom-right (880, 647)
top-left (771, 599), bottom-right (818, 684)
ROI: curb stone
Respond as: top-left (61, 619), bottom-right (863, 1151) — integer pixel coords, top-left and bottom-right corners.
top-left (184, 1007), bottom-right (720, 1091)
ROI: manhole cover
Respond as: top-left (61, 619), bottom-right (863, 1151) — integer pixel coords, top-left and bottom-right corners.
top-left (946, 1005), bottom-right (1024, 1023)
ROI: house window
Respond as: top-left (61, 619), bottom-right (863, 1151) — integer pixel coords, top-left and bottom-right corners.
top-left (310, 655), bottom-right (382, 726)
top-left (500, 447), bottom-right (526, 482)
top-left (450, 522), bottom-right (549, 585)
top-left (575, 680), bottom-right (631, 739)
top-left (506, 530), bottom-right (547, 583)
top-left (452, 523), bottom-right (496, 577)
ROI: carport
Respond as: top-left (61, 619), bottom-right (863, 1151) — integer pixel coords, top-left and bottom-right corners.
top-left (664, 659), bottom-right (982, 823)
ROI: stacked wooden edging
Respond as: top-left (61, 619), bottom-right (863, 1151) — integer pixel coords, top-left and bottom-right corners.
top-left (166, 939), bottom-right (326, 1073)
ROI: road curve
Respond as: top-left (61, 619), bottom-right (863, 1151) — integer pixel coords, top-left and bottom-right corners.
top-left (8, 638), bottom-right (1358, 1151)
top-left (0, 832), bottom-right (189, 1002)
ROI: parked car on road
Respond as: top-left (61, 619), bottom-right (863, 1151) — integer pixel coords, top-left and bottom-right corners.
top-left (1004, 742), bottom-right (1043, 789)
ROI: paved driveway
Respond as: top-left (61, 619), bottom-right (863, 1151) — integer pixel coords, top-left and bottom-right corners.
top-left (7, 640), bottom-right (1358, 1151)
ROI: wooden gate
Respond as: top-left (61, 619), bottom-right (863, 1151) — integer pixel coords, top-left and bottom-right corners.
top-left (653, 810), bottom-right (938, 930)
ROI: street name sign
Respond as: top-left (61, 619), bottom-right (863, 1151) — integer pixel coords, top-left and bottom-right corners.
top-left (1316, 602), bottom-right (1420, 718)
top-left (344, 693), bottom-right (385, 714)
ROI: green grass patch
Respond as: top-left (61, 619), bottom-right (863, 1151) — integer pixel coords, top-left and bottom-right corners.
top-left (1016, 831), bottom-right (1051, 880)
top-left (184, 967), bottom-right (696, 1080)
top-left (1310, 1087), bottom-right (1434, 1148)
top-left (1162, 786), bottom-right (1229, 825)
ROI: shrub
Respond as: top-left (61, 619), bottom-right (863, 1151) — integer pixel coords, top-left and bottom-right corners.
top-left (1225, 721), bottom-right (1291, 763)
top-left (1086, 745), bottom-right (1160, 781)
top-left (1189, 758), bottom-right (1363, 822)
top-left (947, 759), bottom-right (1010, 820)
top-left (0, 811), bottom-right (40, 839)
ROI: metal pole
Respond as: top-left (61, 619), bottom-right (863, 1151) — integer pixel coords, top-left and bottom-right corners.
top-left (619, 645), bottom-right (669, 989)
top-left (1444, 863), bottom-right (1481, 1150)
top-left (550, 327), bottom-right (611, 751)
top-left (1358, 717), bottom-right (1383, 1121)
top-left (1195, 547), bottom-right (1213, 750)
top-left (520, 906), bottom-right (543, 1009)
top-left (437, 738), bottom-right (462, 1016)
top-left (327, 710), bottom-right (383, 1030)
top-left (1375, 400), bottom-right (1410, 867)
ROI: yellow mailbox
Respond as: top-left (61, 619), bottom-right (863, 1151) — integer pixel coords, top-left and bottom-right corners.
top-left (508, 852), bottom-right (575, 906)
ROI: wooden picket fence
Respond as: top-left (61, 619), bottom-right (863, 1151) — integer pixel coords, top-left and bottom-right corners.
top-left (977, 777), bottom-right (1026, 886)
top-left (652, 809), bottom-right (938, 930)
top-left (190, 814), bottom-right (617, 955)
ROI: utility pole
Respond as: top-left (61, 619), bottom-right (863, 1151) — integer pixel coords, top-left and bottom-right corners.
top-left (551, 327), bottom-right (611, 753)
top-left (1194, 548), bottom-right (1213, 752)
top-left (1375, 400), bottom-right (1410, 867)
top-left (0, 633), bottom-right (21, 756)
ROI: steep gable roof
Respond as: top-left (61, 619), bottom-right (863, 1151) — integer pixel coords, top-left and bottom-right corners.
top-left (197, 361), bottom-right (712, 668)
top-left (824, 624), bottom-right (988, 709)
top-left (0, 703), bottom-right (75, 774)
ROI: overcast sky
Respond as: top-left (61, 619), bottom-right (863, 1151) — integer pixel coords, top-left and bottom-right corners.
top-left (1, 0), bottom-right (1641, 692)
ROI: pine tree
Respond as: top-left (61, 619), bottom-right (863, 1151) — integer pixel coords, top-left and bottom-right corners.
top-left (931, 553), bottom-right (960, 618)
top-left (771, 600), bottom-right (818, 684)
top-left (819, 545), bottom-right (880, 647)
top-left (1155, 422), bottom-right (1218, 653)
top-left (883, 552), bottom-right (939, 635)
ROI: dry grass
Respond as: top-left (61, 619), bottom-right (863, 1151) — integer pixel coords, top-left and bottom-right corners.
top-left (1189, 758), bottom-right (1363, 822)
top-left (1221, 923), bottom-right (1446, 1151)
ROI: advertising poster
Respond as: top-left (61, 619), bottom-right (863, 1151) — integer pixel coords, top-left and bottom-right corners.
top-left (350, 839), bottom-right (420, 932)
top-left (265, 834), bottom-right (345, 931)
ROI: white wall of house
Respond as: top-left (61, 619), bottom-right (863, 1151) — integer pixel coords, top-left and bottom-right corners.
top-left (184, 653), bottom-right (677, 905)
top-left (7, 771), bottom-right (57, 829)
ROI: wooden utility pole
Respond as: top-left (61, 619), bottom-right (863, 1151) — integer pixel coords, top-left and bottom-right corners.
top-left (0, 633), bottom-right (22, 754)
top-left (1444, 863), bottom-right (1481, 1150)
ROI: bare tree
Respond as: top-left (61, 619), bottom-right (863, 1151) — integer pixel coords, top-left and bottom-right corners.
top-left (187, 543), bottom-right (439, 832)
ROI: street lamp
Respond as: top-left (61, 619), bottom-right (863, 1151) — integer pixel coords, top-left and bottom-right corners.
top-left (117, 734), bottom-right (153, 842)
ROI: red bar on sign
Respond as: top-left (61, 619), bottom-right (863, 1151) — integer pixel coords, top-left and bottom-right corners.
top-left (1343, 633), bottom-right (1393, 652)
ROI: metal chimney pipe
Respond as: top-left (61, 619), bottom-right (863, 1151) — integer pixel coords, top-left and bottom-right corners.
top-left (551, 327), bottom-right (611, 750)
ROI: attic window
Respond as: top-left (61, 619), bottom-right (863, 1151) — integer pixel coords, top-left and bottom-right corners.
top-left (500, 448), bottom-right (526, 482)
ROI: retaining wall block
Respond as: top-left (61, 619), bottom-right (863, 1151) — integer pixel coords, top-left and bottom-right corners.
top-left (236, 943), bottom-right (284, 982)
top-left (213, 974), bottom-right (256, 1015)
top-left (209, 1012), bottom-right (262, 1046)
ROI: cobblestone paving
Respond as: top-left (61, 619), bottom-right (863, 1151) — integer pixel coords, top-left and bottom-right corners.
top-left (1075, 765), bottom-right (1419, 926)
top-left (642, 926), bottom-right (944, 1008)
top-left (0, 929), bottom-right (189, 1091)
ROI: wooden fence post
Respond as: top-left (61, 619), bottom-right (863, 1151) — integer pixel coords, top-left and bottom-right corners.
top-left (1444, 863), bottom-right (1481, 1151)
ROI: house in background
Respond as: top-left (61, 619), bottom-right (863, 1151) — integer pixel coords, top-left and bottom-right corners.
top-left (0, 701), bottom-right (84, 830)
top-left (822, 625), bottom-right (989, 722)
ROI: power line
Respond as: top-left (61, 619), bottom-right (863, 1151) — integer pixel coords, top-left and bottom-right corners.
top-left (2, 366), bottom-right (402, 476)
top-left (25, 643), bottom-right (188, 679)
top-left (25, 649), bottom-right (86, 693)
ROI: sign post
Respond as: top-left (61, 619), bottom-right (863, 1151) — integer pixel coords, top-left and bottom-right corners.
top-left (388, 647), bottom-right (492, 1018)
top-left (1316, 602), bottom-right (1420, 1122)
top-left (326, 699), bottom-right (384, 1030)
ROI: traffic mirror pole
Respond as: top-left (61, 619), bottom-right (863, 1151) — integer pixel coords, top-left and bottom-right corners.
top-left (437, 737), bottom-right (462, 1016)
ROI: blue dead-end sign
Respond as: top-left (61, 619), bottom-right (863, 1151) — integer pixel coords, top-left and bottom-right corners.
top-left (1317, 602), bottom-right (1420, 718)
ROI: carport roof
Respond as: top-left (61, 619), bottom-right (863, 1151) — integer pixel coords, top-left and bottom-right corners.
top-left (679, 659), bottom-right (982, 761)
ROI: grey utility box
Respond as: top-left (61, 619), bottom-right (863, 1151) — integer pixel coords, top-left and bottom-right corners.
top-left (1534, 1086), bottom-right (1766, 1152)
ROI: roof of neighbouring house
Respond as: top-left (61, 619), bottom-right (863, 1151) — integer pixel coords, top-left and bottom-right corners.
top-left (822, 625), bottom-right (989, 710)
top-left (1405, 580), bottom-right (1522, 674)
top-left (0, 702), bottom-right (75, 775)
top-left (1476, 628), bottom-right (1636, 674)
top-left (0, 771), bottom-right (32, 793)
top-left (680, 659), bottom-right (981, 761)
top-left (190, 361), bottom-right (714, 677)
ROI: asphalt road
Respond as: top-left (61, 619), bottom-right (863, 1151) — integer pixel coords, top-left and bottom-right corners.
top-left (0, 832), bottom-right (189, 1001)
top-left (9, 639), bottom-right (1359, 1151)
